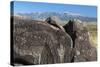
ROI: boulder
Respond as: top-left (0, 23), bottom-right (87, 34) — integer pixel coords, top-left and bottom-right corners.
top-left (45, 16), bottom-right (65, 31)
top-left (63, 19), bottom-right (97, 62)
top-left (12, 16), bottom-right (73, 65)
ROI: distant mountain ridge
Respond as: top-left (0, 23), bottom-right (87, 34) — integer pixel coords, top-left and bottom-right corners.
top-left (16, 12), bottom-right (97, 22)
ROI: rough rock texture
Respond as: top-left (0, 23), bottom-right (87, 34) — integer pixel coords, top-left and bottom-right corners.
top-left (63, 19), bottom-right (97, 62)
top-left (12, 16), bottom-right (97, 66)
top-left (45, 16), bottom-right (65, 31)
top-left (12, 16), bottom-right (73, 65)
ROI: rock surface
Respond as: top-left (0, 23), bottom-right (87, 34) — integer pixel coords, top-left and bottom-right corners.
top-left (45, 16), bottom-right (65, 31)
top-left (12, 16), bottom-right (97, 66)
top-left (63, 19), bottom-right (97, 62)
top-left (12, 16), bottom-right (73, 65)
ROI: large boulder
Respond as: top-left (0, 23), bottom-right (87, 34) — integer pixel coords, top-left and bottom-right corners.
top-left (12, 16), bottom-right (73, 65)
top-left (63, 19), bottom-right (97, 62)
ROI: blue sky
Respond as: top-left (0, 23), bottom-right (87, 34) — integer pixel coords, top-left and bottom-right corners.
top-left (12, 1), bottom-right (97, 18)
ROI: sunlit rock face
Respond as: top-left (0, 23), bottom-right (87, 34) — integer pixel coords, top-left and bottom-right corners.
top-left (45, 16), bottom-right (65, 31)
top-left (12, 16), bottom-right (73, 65)
top-left (63, 19), bottom-right (97, 62)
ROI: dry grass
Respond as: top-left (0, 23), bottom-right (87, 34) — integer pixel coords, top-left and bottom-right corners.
top-left (87, 23), bottom-right (97, 48)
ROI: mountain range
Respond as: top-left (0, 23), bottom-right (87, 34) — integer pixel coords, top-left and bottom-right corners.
top-left (16, 12), bottom-right (97, 22)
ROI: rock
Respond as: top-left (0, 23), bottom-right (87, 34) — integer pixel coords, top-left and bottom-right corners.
top-left (45, 16), bottom-right (65, 31)
top-left (63, 19), bottom-right (97, 62)
top-left (12, 16), bottom-right (73, 65)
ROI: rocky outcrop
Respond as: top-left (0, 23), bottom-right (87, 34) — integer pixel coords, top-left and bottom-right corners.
top-left (12, 16), bottom-right (97, 66)
top-left (63, 19), bottom-right (97, 62)
top-left (12, 16), bottom-right (73, 65)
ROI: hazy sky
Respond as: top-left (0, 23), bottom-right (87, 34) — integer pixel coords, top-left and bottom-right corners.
top-left (11, 1), bottom-right (97, 18)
